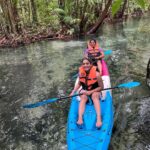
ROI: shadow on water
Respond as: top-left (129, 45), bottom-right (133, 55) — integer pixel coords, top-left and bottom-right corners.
top-left (0, 17), bottom-right (150, 150)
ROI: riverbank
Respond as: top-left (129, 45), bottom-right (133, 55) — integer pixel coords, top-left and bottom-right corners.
top-left (0, 28), bottom-right (73, 48)
top-left (0, 13), bottom-right (147, 48)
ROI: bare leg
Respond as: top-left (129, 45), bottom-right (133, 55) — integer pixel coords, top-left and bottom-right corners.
top-left (77, 95), bottom-right (88, 125)
top-left (92, 92), bottom-right (102, 127)
top-left (97, 60), bottom-right (102, 75)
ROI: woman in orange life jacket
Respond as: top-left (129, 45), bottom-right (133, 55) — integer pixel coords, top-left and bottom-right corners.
top-left (84, 39), bottom-right (105, 75)
top-left (70, 57), bottom-right (104, 127)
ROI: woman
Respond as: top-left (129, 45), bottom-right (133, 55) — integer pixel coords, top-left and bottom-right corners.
top-left (84, 39), bottom-right (105, 75)
top-left (70, 57), bottom-right (104, 127)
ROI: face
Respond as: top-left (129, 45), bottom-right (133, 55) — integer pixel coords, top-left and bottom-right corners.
top-left (89, 40), bottom-right (96, 48)
top-left (82, 59), bottom-right (91, 71)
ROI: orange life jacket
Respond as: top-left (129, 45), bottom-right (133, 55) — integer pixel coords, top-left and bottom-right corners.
top-left (87, 41), bottom-right (101, 58)
top-left (87, 41), bottom-right (99, 50)
top-left (79, 66), bottom-right (98, 90)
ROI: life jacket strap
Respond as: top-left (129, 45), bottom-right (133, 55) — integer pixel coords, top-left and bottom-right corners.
top-left (79, 77), bottom-right (97, 80)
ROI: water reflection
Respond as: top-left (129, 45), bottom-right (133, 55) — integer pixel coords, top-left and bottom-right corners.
top-left (0, 17), bottom-right (150, 150)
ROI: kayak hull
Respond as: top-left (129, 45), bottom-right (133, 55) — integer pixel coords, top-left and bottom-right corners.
top-left (67, 60), bottom-right (114, 150)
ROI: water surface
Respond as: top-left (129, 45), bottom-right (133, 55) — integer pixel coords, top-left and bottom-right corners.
top-left (0, 16), bottom-right (150, 150)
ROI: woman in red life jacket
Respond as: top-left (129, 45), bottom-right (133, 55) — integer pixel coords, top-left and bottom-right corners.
top-left (70, 57), bottom-right (104, 127)
top-left (84, 39), bottom-right (104, 75)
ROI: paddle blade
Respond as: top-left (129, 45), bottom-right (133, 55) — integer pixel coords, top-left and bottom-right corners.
top-left (23, 98), bottom-right (58, 109)
top-left (118, 81), bottom-right (140, 88)
top-left (104, 50), bottom-right (112, 55)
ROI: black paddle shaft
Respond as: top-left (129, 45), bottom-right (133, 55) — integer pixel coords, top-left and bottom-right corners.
top-left (59, 93), bottom-right (83, 100)
top-left (102, 86), bottom-right (119, 91)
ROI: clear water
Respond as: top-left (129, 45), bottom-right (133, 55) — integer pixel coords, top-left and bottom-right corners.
top-left (0, 16), bottom-right (150, 150)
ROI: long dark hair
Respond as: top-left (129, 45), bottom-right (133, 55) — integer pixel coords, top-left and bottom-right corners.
top-left (89, 39), bottom-right (97, 44)
top-left (81, 57), bottom-right (92, 64)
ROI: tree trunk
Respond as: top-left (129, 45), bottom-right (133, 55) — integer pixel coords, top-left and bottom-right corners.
top-left (58, 0), bottom-right (65, 9)
top-left (8, 0), bottom-right (17, 33)
top-left (79, 0), bottom-right (88, 34)
top-left (30, 0), bottom-right (38, 23)
top-left (0, 0), bottom-right (20, 34)
top-left (0, 4), bottom-right (6, 34)
top-left (86, 0), bottom-right (112, 34)
top-left (99, 0), bottom-right (103, 13)
top-left (114, 0), bottom-right (127, 19)
top-left (120, 0), bottom-right (127, 18)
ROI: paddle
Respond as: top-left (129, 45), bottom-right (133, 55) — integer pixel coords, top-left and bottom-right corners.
top-left (102, 81), bottom-right (140, 90)
top-left (72, 50), bottom-right (112, 79)
top-left (103, 49), bottom-right (112, 55)
top-left (22, 81), bottom-right (140, 109)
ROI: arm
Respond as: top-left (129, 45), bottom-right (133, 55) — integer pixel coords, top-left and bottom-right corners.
top-left (99, 51), bottom-right (105, 59)
top-left (97, 72), bottom-right (104, 89)
top-left (83, 49), bottom-right (88, 57)
top-left (95, 49), bottom-right (105, 59)
top-left (70, 79), bottom-right (81, 96)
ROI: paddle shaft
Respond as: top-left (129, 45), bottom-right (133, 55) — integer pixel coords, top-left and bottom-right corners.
top-left (23, 81), bottom-right (140, 108)
top-left (56, 93), bottom-right (82, 101)
top-left (102, 86), bottom-right (119, 91)
top-left (62, 86), bottom-right (117, 99)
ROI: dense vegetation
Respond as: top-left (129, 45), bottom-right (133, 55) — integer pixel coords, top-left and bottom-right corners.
top-left (0, 0), bottom-right (149, 47)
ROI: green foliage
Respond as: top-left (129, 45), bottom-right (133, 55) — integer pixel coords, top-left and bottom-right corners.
top-left (1, 0), bottom-right (148, 35)
top-left (12, 0), bottom-right (18, 6)
top-left (134, 0), bottom-right (145, 8)
top-left (88, 0), bottom-right (96, 5)
top-left (112, 0), bottom-right (122, 16)
top-left (53, 8), bottom-right (65, 15)
top-left (54, 7), bottom-right (80, 28)
top-left (36, 0), bottom-right (60, 29)
top-left (63, 16), bottom-right (73, 24)
top-left (84, 0), bottom-right (102, 4)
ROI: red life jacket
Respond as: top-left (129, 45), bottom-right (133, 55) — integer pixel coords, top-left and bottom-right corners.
top-left (79, 66), bottom-right (98, 90)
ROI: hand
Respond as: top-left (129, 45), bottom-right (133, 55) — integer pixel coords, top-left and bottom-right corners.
top-left (86, 91), bottom-right (93, 96)
top-left (80, 90), bottom-right (92, 96)
top-left (79, 89), bottom-right (87, 95)
top-left (95, 56), bottom-right (101, 60)
top-left (69, 90), bottom-right (75, 96)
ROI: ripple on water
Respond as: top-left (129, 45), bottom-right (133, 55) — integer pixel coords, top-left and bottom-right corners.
top-left (0, 17), bottom-right (150, 150)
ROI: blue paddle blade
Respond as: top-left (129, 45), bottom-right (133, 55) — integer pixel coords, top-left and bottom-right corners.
top-left (118, 82), bottom-right (140, 88)
top-left (104, 50), bottom-right (112, 55)
top-left (23, 98), bottom-right (58, 108)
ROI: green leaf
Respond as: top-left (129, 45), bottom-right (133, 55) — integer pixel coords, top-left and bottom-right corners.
top-left (63, 16), bottom-right (73, 24)
top-left (134, 0), bottom-right (145, 8)
top-left (88, 0), bottom-right (95, 5)
top-left (112, 0), bottom-right (122, 16)
top-left (53, 8), bottom-right (65, 15)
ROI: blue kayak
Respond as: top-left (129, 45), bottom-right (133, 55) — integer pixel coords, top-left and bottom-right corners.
top-left (67, 60), bottom-right (114, 150)
top-left (67, 91), bottom-right (113, 150)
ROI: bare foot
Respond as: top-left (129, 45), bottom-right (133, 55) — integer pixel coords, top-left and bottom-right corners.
top-left (96, 120), bottom-right (102, 128)
top-left (77, 119), bottom-right (83, 125)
